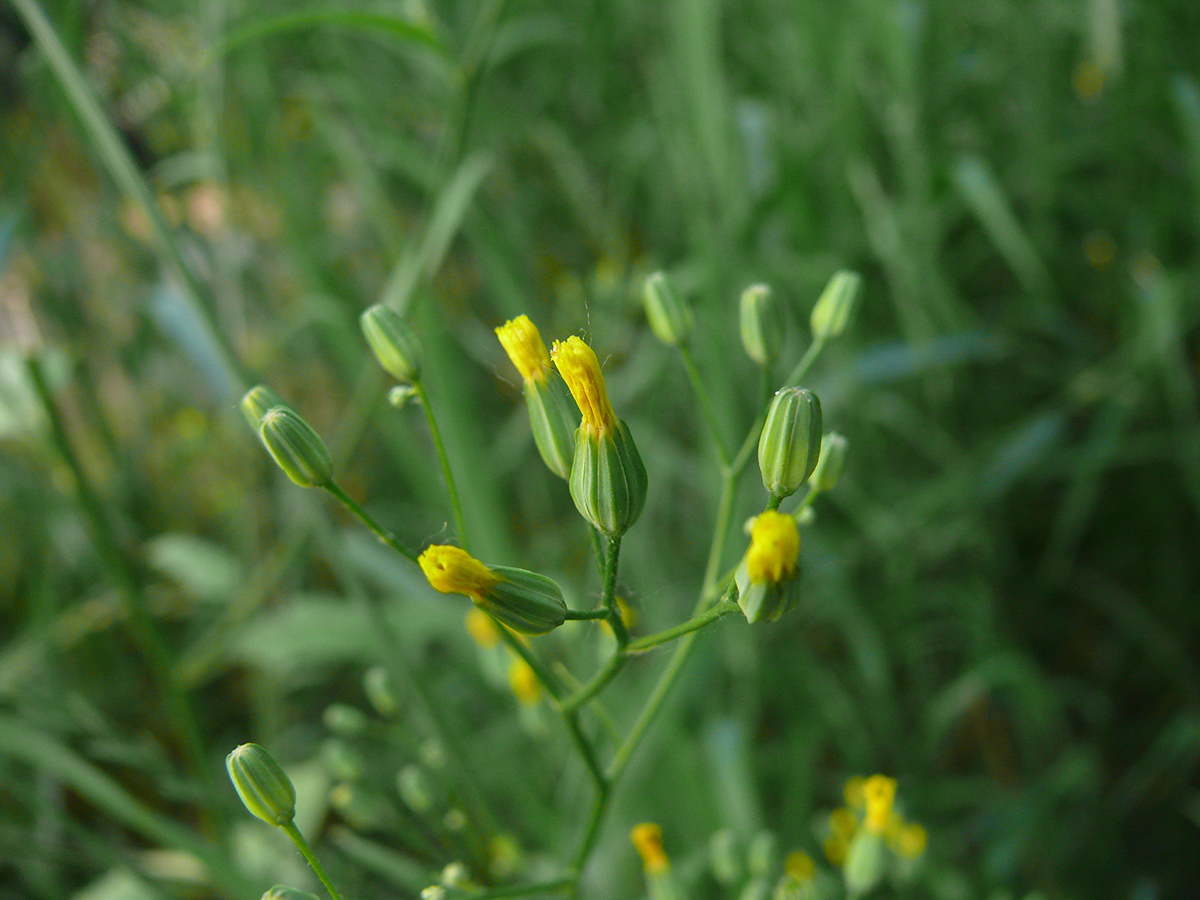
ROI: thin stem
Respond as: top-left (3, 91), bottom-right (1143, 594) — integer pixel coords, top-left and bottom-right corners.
top-left (322, 483), bottom-right (419, 563)
top-left (626, 598), bottom-right (740, 653)
top-left (413, 379), bottom-right (471, 552)
top-left (281, 820), bottom-right (346, 900)
top-left (784, 337), bottom-right (826, 388)
top-left (702, 469), bottom-right (738, 599)
top-left (679, 345), bottom-right (731, 466)
top-left (560, 650), bottom-right (627, 713)
top-left (766, 493), bottom-right (784, 511)
top-left (563, 608), bottom-right (611, 621)
top-left (601, 536), bottom-right (628, 646)
top-left (569, 780), bottom-right (610, 875)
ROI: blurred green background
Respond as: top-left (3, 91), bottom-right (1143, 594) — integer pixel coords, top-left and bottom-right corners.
top-left (2, 0), bottom-right (1199, 898)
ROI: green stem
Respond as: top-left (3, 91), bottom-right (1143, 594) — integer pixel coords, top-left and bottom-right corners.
top-left (563, 608), bottom-right (611, 621)
top-left (601, 536), bottom-right (628, 646)
top-left (679, 345), bottom-right (731, 466)
top-left (322, 483), bottom-right (419, 563)
top-left (560, 650), bottom-right (627, 713)
top-left (784, 337), bottom-right (826, 388)
top-left (702, 469), bottom-right (738, 599)
top-left (766, 493), bottom-right (784, 511)
top-left (413, 379), bottom-right (471, 552)
top-left (282, 820), bottom-right (346, 900)
top-left (626, 598), bottom-right (740, 653)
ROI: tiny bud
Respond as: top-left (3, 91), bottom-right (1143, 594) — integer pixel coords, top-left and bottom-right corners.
top-left (758, 388), bottom-right (823, 498)
top-left (642, 271), bottom-right (694, 346)
top-left (241, 385), bottom-right (287, 428)
top-left (320, 739), bottom-right (364, 781)
top-left (259, 407), bottom-right (333, 488)
top-left (323, 703), bottom-right (369, 736)
top-left (421, 888), bottom-right (447, 900)
top-left (441, 862), bottom-right (472, 889)
top-left (363, 666), bottom-right (397, 717)
top-left (739, 284), bottom-right (785, 365)
top-left (361, 304), bottom-right (422, 382)
top-left (810, 270), bottom-right (861, 341)
top-left (748, 830), bottom-right (779, 878)
top-left (809, 432), bottom-right (848, 492)
top-left (226, 743), bottom-right (296, 827)
top-left (262, 886), bottom-right (320, 900)
top-left (709, 829), bottom-right (743, 885)
top-left (388, 384), bottom-right (419, 407)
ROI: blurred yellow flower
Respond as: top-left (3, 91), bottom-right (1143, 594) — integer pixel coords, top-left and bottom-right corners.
top-left (631, 822), bottom-right (670, 873)
top-left (745, 511), bottom-right (800, 584)
top-left (496, 315), bottom-right (552, 384)
top-left (552, 336), bottom-right (617, 436)
top-left (419, 545), bottom-right (498, 602)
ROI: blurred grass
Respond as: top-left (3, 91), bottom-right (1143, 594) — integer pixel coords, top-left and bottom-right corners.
top-left (2, 0), bottom-right (1199, 898)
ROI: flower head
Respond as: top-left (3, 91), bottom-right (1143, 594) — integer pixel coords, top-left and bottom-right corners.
top-left (507, 657), bottom-right (541, 706)
top-left (745, 511), bottom-right (800, 584)
top-left (552, 336), bottom-right (617, 436)
top-left (631, 822), bottom-right (670, 874)
top-left (419, 545), bottom-right (498, 602)
top-left (496, 315), bottom-right (552, 383)
top-left (862, 775), bottom-right (897, 833)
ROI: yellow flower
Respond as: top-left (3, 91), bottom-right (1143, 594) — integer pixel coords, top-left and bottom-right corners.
top-left (552, 336), bottom-right (617, 436)
top-left (419, 545), bottom-right (498, 602)
top-left (465, 607), bottom-right (501, 648)
top-left (496, 315), bottom-right (552, 384)
top-left (745, 511), bottom-right (800, 584)
top-left (630, 822), bottom-right (670, 874)
top-left (893, 821), bottom-right (927, 859)
top-left (784, 851), bottom-right (816, 882)
top-left (862, 775), bottom-right (897, 833)
top-left (843, 775), bottom-right (867, 809)
top-left (507, 657), bottom-right (541, 706)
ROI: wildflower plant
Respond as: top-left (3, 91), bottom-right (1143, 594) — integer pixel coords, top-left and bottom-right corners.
top-left (231, 269), bottom-right (864, 899)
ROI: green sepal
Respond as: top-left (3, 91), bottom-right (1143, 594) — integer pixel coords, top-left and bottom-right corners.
top-left (258, 407), bottom-right (333, 488)
top-left (481, 566), bottom-right (568, 635)
top-left (241, 385), bottom-right (287, 428)
top-left (226, 743), bottom-right (296, 827)
top-left (758, 388), bottom-right (822, 498)
top-left (361, 303), bottom-right (422, 382)
top-left (735, 558), bottom-right (802, 623)
top-left (843, 829), bottom-right (888, 896)
top-left (569, 420), bottom-right (648, 537)
top-left (524, 374), bottom-right (576, 480)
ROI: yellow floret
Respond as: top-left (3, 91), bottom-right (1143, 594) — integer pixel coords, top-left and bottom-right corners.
top-left (552, 335), bottom-right (617, 436)
top-left (419, 545), bottom-right (498, 602)
top-left (630, 822), bottom-right (670, 874)
top-left (745, 510), bottom-right (800, 584)
top-left (496, 315), bottom-right (551, 383)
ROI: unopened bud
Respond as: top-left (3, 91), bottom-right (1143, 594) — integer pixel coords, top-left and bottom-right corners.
top-left (758, 388), bottom-right (822, 498)
top-left (809, 432), bottom-right (847, 492)
top-left (524, 374), bottom-right (577, 479)
top-left (570, 421), bottom-right (648, 536)
top-left (810, 270), bottom-right (860, 341)
top-left (397, 765), bottom-right (434, 812)
top-left (740, 284), bottom-right (785, 365)
top-left (484, 566), bottom-right (568, 635)
top-left (241, 385), bottom-right (287, 428)
top-left (361, 304), bottom-right (422, 382)
top-left (643, 271), bottom-right (694, 346)
top-left (226, 743), bottom-right (295, 826)
top-left (363, 666), bottom-right (397, 717)
top-left (259, 407), bottom-right (333, 488)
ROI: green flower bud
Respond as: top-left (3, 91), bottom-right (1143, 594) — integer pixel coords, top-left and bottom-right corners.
top-left (642, 271), bottom-right (694, 346)
top-left (226, 743), bottom-right (296, 827)
top-left (323, 703), bottom-right (369, 736)
top-left (810, 270), bottom-right (860, 341)
top-left (569, 420), bottom-right (648, 537)
top-left (397, 765), bottom-right (434, 812)
top-left (363, 666), bottom-right (397, 717)
top-left (739, 284), bottom-right (785, 365)
top-left (758, 388), bottom-right (822, 498)
top-left (482, 566), bottom-right (568, 635)
top-left (525, 374), bottom-right (577, 479)
top-left (842, 829), bottom-right (887, 896)
top-left (361, 304), bottom-right (422, 382)
top-left (809, 432), bottom-right (848, 492)
top-left (241, 385), bottom-right (287, 428)
top-left (259, 407), bottom-right (333, 488)
top-left (747, 830), bottom-right (779, 878)
top-left (262, 885), bottom-right (320, 900)
top-left (709, 829), bottom-right (743, 885)
top-left (388, 385), bottom-right (419, 408)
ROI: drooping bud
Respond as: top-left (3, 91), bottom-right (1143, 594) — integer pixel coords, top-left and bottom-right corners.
top-left (758, 388), bottom-right (822, 498)
top-left (809, 432), bottom-right (848, 492)
top-left (642, 271), bottom-right (694, 346)
top-left (739, 283), bottom-right (785, 365)
top-left (226, 743), bottom-right (296, 827)
top-left (259, 407), bottom-right (333, 488)
top-left (553, 336), bottom-right (647, 536)
top-left (418, 546), bottom-right (566, 635)
top-left (810, 270), bottom-right (861, 341)
top-left (241, 385), bottom-right (287, 428)
top-left (361, 304), bottom-right (422, 382)
top-left (735, 511), bottom-right (802, 623)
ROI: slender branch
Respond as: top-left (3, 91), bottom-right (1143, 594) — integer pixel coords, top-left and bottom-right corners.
top-left (783, 336), bottom-right (826, 388)
top-left (413, 380), bottom-right (472, 552)
top-left (678, 345), bottom-right (731, 466)
top-left (560, 650), bottom-right (627, 713)
top-left (281, 821), bottom-right (346, 900)
top-left (322, 483), bottom-right (419, 563)
top-left (626, 598), bottom-right (740, 653)
top-left (563, 608), bottom-right (610, 621)
top-left (601, 537), bottom-right (628, 646)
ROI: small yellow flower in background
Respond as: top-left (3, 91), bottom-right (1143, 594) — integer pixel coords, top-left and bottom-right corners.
top-left (823, 806), bottom-right (858, 866)
top-left (862, 775), bottom-right (897, 833)
top-left (842, 775), bottom-right (866, 809)
top-left (631, 822), bottom-right (670, 874)
top-left (419, 545), bottom-right (498, 601)
top-left (745, 511), bottom-right (800, 584)
top-left (496, 315), bottom-right (552, 384)
top-left (465, 608), bottom-right (501, 649)
top-left (892, 821), bottom-right (927, 859)
top-left (784, 851), bottom-right (816, 882)
top-left (552, 336), bottom-right (618, 437)
top-left (507, 658), bottom-right (541, 706)
top-left (1072, 61), bottom-right (1106, 102)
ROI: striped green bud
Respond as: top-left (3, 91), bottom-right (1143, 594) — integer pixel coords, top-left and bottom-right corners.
top-left (739, 284), bottom-right (785, 365)
top-left (570, 420), bottom-right (648, 537)
top-left (809, 432), bottom-right (848, 492)
top-left (758, 388), bottom-right (822, 498)
top-left (226, 743), bottom-right (296, 827)
top-left (482, 566), bottom-right (568, 635)
top-left (361, 304), bottom-right (422, 382)
top-left (642, 271), bottom-right (694, 346)
top-left (241, 385), bottom-right (287, 428)
top-left (810, 270), bottom-right (860, 341)
top-left (259, 407), bottom-right (333, 488)
top-left (525, 374), bottom-right (577, 479)
top-left (262, 886), bottom-right (320, 900)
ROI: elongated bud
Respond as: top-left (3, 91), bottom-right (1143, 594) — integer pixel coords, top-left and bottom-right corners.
top-left (842, 829), bottom-right (887, 895)
top-left (397, 764), bottom-right (434, 812)
top-left (525, 375), bottom-right (576, 479)
top-left (259, 407), bottom-right (333, 488)
top-left (759, 388), bottom-right (822, 498)
top-left (241, 385), bottom-right (287, 428)
top-left (740, 284), bottom-right (785, 365)
top-left (323, 703), bottom-right (368, 736)
top-left (419, 546), bottom-right (566, 634)
top-left (361, 304), bottom-right (422, 382)
top-left (363, 666), bottom-right (398, 717)
top-left (642, 271), bottom-right (694, 346)
top-left (810, 270), bottom-right (860, 340)
top-left (809, 432), bottom-right (847, 492)
top-left (226, 743), bottom-right (296, 826)
top-left (262, 886), bottom-right (320, 900)
top-left (709, 829), bottom-right (743, 885)
top-left (735, 511), bottom-right (802, 623)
